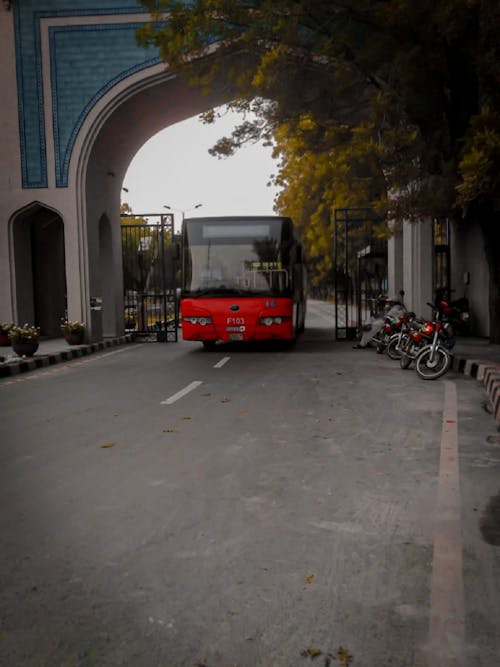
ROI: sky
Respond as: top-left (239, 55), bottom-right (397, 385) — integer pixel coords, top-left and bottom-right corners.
top-left (122, 107), bottom-right (282, 232)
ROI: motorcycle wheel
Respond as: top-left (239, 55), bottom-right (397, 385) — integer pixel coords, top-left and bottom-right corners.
top-left (376, 342), bottom-right (385, 354)
top-left (415, 346), bottom-right (451, 380)
top-left (400, 353), bottom-right (412, 369)
top-left (386, 336), bottom-right (403, 360)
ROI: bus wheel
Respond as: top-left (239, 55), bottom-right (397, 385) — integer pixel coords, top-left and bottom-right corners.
top-left (202, 341), bottom-right (216, 350)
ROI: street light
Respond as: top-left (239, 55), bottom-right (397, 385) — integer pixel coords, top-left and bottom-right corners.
top-left (163, 203), bottom-right (203, 232)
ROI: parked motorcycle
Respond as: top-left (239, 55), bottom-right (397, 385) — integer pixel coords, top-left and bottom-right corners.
top-left (373, 314), bottom-right (405, 354)
top-left (385, 312), bottom-right (417, 360)
top-left (398, 317), bottom-right (431, 369)
top-left (434, 290), bottom-right (471, 336)
top-left (399, 301), bottom-right (455, 379)
top-left (357, 293), bottom-right (407, 351)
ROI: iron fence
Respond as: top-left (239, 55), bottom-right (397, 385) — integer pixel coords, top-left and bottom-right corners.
top-left (333, 208), bottom-right (387, 340)
top-left (121, 213), bottom-right (179, 341)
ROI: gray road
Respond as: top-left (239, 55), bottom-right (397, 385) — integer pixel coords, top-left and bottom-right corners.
top-left (1, 301), bottom-right (499, 667)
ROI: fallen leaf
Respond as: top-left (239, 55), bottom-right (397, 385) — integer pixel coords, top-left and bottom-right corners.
top-left (239, 409), bottom-right (248, 414)
top-left (182, 416), bottom-right (192, 420)
top-left (305, 574), bottom-right (315, 584)
top-left (202, 392), bottom-right (211, 397)
top-left (163, 428), bottom-right (178, 433)
top-left (335, 646), bottom-right (353, 666)
top-left (301, 646), bottom-right (322, 659)
top-left (100, 442), bottom-right (115, 449)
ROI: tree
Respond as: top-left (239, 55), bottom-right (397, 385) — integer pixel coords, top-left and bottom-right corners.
top-left (138, 0), bottom-right (500, 341)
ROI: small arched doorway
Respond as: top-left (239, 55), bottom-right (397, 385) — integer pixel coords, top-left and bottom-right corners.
top-left (11, 203), bottom-right (66, 337)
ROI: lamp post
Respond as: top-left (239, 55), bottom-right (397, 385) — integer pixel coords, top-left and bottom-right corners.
top-left (163, 203), bottom-right (203, 233)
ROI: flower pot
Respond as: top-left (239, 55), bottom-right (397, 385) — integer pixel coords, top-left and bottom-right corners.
top-left (64, 331), bottom-right (84, 345)
top-left (12, 340), bottom-right (39, 357)
top-left (0, 333), bottom-right (10, 346)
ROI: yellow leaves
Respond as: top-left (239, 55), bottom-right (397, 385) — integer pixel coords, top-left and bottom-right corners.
top-left (100, 442), bottom-right (115, 449)
top-left (298, 114), bottom-right (317, 132)
top-left (300, 645), bottom-right (353, 664)
top-left (301, 646), bottom-right (322, 658)
top-left (335, 646), bottom-right (354, 666)
top-left (274, 116), bottom-right (387, 285)
top-left (251, 47), bottom-right (282, 89)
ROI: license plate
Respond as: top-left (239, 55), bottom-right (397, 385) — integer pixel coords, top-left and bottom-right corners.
top-left (228, 333), bottom-right (243, 341)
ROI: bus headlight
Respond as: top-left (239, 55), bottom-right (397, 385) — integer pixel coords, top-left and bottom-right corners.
top-left (184, 316), bottom-right (212, 326)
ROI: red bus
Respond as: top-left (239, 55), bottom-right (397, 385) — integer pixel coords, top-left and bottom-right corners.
top-left (180, 216), bottom-right (307, 348)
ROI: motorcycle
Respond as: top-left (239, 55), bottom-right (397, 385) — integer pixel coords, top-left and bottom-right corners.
top-left (399, 301), bottom-right (455, 379)
top-left (385, 312), bottom-right (417, 360)
top-left (357, 293), bottom-right (407, 351)
top-left (373, 314), bottom-right (405, 354)
top-left (398, 318), bottom-right (431, 369)
top-left (434, 290), bottom-right (471, 336)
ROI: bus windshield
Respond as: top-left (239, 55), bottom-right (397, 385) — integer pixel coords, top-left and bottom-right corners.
top-left (182, 217), bottom-right (293, 296)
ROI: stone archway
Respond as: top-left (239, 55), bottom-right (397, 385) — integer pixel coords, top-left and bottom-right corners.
top-left (11, 203), bottom-right (66, 337)
top-left (74, 67), bottom-right (232, 340)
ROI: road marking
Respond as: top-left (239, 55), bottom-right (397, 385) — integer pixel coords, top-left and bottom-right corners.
top-left (427, 380), bottom-right (464, 667)
top-left (161, 380), bottom-right (203, 405)
top-left (213, 356), bottom-right (230, 369)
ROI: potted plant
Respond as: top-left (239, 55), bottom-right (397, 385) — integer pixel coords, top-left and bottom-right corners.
top-left (60, 319), bottom-right (85, 345)
top-left (8, 323), bottom-right (40, 357)
top-left (0, 322), bottom-right (14, 346)
top-left (124, 307), bottom-right (137, 330)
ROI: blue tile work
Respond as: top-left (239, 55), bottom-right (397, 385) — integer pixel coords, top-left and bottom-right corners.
top-left (13, 0), bottom-right (157, 189)
top-left (50, 23), bottom-right (159, 187)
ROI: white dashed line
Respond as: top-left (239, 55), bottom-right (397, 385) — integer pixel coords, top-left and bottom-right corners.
top-left (161, 380), bottom-right (203, 405)
top-left (213, 356), bottom-right (230, 369)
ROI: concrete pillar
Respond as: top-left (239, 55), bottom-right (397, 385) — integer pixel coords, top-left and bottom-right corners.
top-left (403, 218), bottom-right (433, 318)
top-left (387, 226), bottom-right (404, 298)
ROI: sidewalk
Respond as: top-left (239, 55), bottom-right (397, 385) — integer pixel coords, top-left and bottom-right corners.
top-left (0, 334), bottom-right (134, 379)
top-left (1, 333), bottom-right (499, 427)
top-left (450, 337), bottom-right (500, 427)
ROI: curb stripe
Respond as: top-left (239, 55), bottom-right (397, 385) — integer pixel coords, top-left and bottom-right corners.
top-left (427, 380), bottom-right (464, 667)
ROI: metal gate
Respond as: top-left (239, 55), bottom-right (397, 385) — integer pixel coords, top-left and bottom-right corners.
top-left (121, 212), bottom-right (179, 341)
top-left (333, 208), bottom-right (387, 340)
